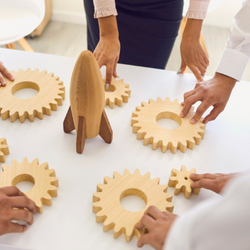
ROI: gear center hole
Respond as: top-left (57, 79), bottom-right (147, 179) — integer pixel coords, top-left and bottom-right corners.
top-left (184, 177), bottom-right (188, 180)
top-left (12, 174), bottom-right (35, 193)
top-left (105, 84), bottom-right (116, 93)
top-left (12, 81), bottom-right (40, 99)
top-left (120, 188), bottom-right (147, 212)
top-left (156, 112), bottom-right (182, 129)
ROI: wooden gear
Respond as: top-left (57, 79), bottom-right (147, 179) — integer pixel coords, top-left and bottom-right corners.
top-left (0, 157), bottom-right (58, 213)
top-left (131, 97), bottom-right (206, 153)
top-left (93, 169), bottom-right (174, 242)
top-left (0, 68), bottom-right (65, 122)
top-left (63, 50), bottom-right (113, 153)
top-left (105, 77), bottom-right (131, 109)
top-left (0, 138), bottom-right (9, 162)
top-left (168, 165), bottom-right (200, 199)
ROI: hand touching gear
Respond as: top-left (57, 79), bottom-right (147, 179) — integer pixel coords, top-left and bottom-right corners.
top-left (190, 172), bottom-right (237, 194)
top-left (135, 206), bottom-right (178, 250)
top-left (0, 186), bottom-right (36, 236)
top-left (181, 73), bottom-right (237, 124)
top-left (0, 61), bottom-right (14, 86)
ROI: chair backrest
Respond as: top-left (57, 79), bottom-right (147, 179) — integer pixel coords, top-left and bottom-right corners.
top-left (0, 0), bottom-right (45, 45)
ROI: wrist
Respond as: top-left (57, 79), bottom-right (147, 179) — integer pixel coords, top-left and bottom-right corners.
top-left (214, 72), bottom-right (237, 87)
top-left (183, 19), bottom-right (203, 41)
top-left (98, 16), bottom-right (119, 38)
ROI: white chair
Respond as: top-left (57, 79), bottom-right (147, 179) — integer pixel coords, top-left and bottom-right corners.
top-left (0, 0), bottom-right (45, 51)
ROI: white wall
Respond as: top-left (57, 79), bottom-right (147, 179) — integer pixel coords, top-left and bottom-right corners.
top-left (204, 0), bottom-right (243, 28)
top-left (51, 0), bottom-right (86, 24)
top-left (51, 0), bottom-right (243, 28)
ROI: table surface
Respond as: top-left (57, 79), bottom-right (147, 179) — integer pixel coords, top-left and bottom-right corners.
top-left (0, 48), bottom-right (249, 250)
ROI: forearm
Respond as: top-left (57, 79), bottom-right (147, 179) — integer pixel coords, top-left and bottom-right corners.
top-left (183, 19), bottom-right (203, 41)
top-left (98, 16), bottom-right (119, 38)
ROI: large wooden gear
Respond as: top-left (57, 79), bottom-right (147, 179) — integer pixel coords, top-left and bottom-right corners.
top-left (0, 68), bottom-right (65, 122)
top-left (105, 77), bottom-right (131, 109)
top-left (168, 165), bottom-right (200, 199)
top-left (93, 169), bottom-right (174, 242)
top-left (0, 157), bottom-right (58, 213)
top-left (131, 97), bottom-right (206, 153)
top-left (0, 138), bottom-right (9, 162)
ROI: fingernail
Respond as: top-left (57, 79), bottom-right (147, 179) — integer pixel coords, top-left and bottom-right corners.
top-left (180, 112), bottom-right (184, 117)
top-left (190, 173), bottom-right (194, 178)
top-left (10, 76), bottom-right (15, 81)
top-left (106, 84), bottom-right (109, 90)
top-left (190, 118), bottom-right (196, 124)
top-left (177, 69), bottom-right (182, 74)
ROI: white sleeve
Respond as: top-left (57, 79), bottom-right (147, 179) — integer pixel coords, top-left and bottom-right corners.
top-left (216, 0), bottom-right (250, 81)
top-left (164, 173), bottom-right (250, 250)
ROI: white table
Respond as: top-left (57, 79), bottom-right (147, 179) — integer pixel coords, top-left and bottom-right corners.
top-left (0, 48), bottom-right (249, 250)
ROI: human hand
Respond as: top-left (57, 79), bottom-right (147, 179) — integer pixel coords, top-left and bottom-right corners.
top-left (134, 206), bottom-right (178, 250)
top-left (179, 38), bottom-right (209, 81)
top-left (178, 19), bottom-right (209, 81)
top-left (190, 173), bottom-right (237, 194)
top-left (0, 186), bottom-right (36, 236)
top-left (0, 61), bottom-right (14, 87)
top-left (180, 73), bottom-right (237, 124)
top-left (95, 16), bottom-right (120, 89)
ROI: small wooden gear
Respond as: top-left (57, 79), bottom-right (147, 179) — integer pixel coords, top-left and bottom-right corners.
top-left (168, 165), bottom-right (200, 199)
top-left (0, 138), bottom-right (9, 162)
top-left (105, 77), bottom-right (131, 108)
top-left (93, 169), bottom-right (174, 242)
top-left (0, 157), bottom-right (58, 213)
top-left (0, 68), bottom-right (65, 122)
top-left (131, 97), bottom-right (206, 153)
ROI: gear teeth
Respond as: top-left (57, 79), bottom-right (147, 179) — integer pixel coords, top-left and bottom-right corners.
top-left (103, 218), bottom-right (115, 232)
top-left (93, 169), bottom-right (175, 242)
top-left (97, 184), bottom-right (106, 191)
top-left (0, 69), bottom-right (65, 122)
top-left (1, 164), bottom-right (9, 171)
top-left (104, 176), bottom-right (112, 184)
top-left (93, 201), bottom-right (102, 212)
top-left (50, 177), bottom-right (59, 187)
top-left (105, 77), bottom-right (131, 108)
top-left (123, 169), bottom-right (130, 175)
top-left (131, 98), bottom-right (206, 153)
top-left (93, 192), bottom-right (102, 202)
top-left (157, 97), bottom-right (163, 102)
top-left (96, 210), bottom-right (107, 223)
top-left (113, 171), bottom-right (121, 178)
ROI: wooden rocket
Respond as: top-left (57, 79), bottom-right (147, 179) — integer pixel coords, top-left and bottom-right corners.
top-left (63, 50), bottom-right (113, 153)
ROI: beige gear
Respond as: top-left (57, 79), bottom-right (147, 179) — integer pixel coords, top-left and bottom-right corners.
top-left (93, 169), bottom-right (174, 242)
top-left (0, 68), bottom-right (65, 122)
top-left (0, 138), bottom-right (9, 162)
top-left (0, 157), bottom-right (58, 213)
top-left (168, 165), bottom-right (200, 199)
top-left (131, 97), bottom-right (206, 153)
top-left (105, 77), bottom-right (131, 108)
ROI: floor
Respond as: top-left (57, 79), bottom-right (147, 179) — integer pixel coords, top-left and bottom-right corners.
top-left (1, 20), bottom-right (250, 81)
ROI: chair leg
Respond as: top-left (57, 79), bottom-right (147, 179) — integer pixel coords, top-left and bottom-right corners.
top-left (17, 38), bottom-right (34, 52)
top-left (6, 43), bottom-right (16, 49)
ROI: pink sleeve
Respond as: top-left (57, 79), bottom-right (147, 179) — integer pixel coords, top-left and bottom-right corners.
top-left (93, 0), bottom-right (118, 18)
top-left (186, 0), bottom-right (210, 19)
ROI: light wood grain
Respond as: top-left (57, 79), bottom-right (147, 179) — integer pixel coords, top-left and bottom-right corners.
top-left (0, 157), bottom-right (58, 213)
top-left (168, 165), bottom-right (200, 199)
top-left (0, 68), bottom-right (65, 122)
top-left (93, 169), bottom-right (174, 242)
top-left (131, 97), bottom-right (206, 153)
top-left (0, 138), bottom-right (9, 163)
top-left (70, 50), bottom-right (105, 137)
top-left (64, 50), bottom-right (113, 153)
top-left (105, 77), bottom-right (131, 109)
